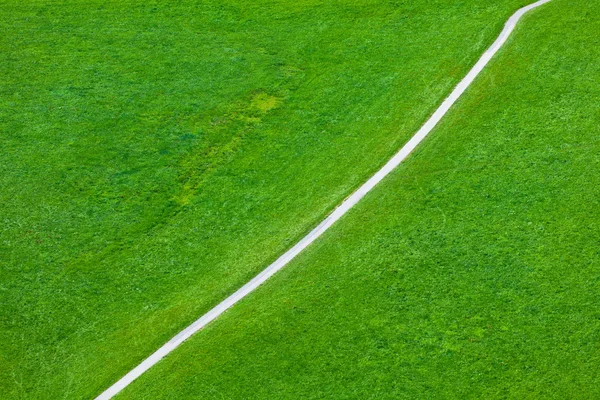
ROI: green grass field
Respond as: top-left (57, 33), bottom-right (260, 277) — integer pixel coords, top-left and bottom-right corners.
top-left (113, 0), bottom-right (600, 398)
top-left (0, 0), bottom-right (541, 398)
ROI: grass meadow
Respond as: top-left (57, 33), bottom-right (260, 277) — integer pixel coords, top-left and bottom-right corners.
top-left (0, 0), bottom-right (534, 397)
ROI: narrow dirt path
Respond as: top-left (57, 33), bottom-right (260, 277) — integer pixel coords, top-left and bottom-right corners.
top-left (96, 1), bottom-right (552, 398)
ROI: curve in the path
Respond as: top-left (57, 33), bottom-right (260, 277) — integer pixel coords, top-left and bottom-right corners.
top-left (96, 0), bottom-right (552, 398)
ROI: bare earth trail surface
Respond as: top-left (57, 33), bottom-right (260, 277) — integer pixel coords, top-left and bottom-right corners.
top-left (98, 1), bottom-right (552, 398)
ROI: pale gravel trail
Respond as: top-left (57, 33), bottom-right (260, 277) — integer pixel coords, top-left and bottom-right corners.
top-left (96, 1), bottom-right (552, 398)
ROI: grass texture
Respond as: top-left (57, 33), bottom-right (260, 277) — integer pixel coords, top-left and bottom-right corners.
top-left (0, 0), bottom-right (538, 397)
top-left (117, 0), bottom-right (600, 398)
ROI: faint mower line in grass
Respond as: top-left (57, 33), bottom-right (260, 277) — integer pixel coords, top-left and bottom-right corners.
top-left (96, 1), bottom-right (552, 398)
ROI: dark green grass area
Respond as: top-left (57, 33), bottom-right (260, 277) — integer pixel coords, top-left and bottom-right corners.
top-left (0, 0), bottom-right (534, 397)
top-left (119, 0), bottom-right (600, 398)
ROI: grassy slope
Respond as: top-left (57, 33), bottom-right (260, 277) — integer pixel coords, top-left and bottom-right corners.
top-left (0, 0), bottom-right (532, 397)
top-left (120, 0), bottom-right (600, 398)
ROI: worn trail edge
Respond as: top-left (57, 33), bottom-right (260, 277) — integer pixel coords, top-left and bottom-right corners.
top-left (96, 1), bottom-right (552, 398)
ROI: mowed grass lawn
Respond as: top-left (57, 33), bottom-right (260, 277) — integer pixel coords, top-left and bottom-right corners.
top-left (118, 0), bottom-right (600, 398)
top-left (0, 0), bottom-right (536, 398)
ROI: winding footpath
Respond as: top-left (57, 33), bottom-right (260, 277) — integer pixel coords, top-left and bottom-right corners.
top-left (96, 1), bottom-right (552, 398)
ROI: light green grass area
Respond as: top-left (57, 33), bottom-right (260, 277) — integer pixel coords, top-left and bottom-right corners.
top-left (119, 0), bottom-right (600, 398)
top-left (0, 0), bottom-right (533, 397)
